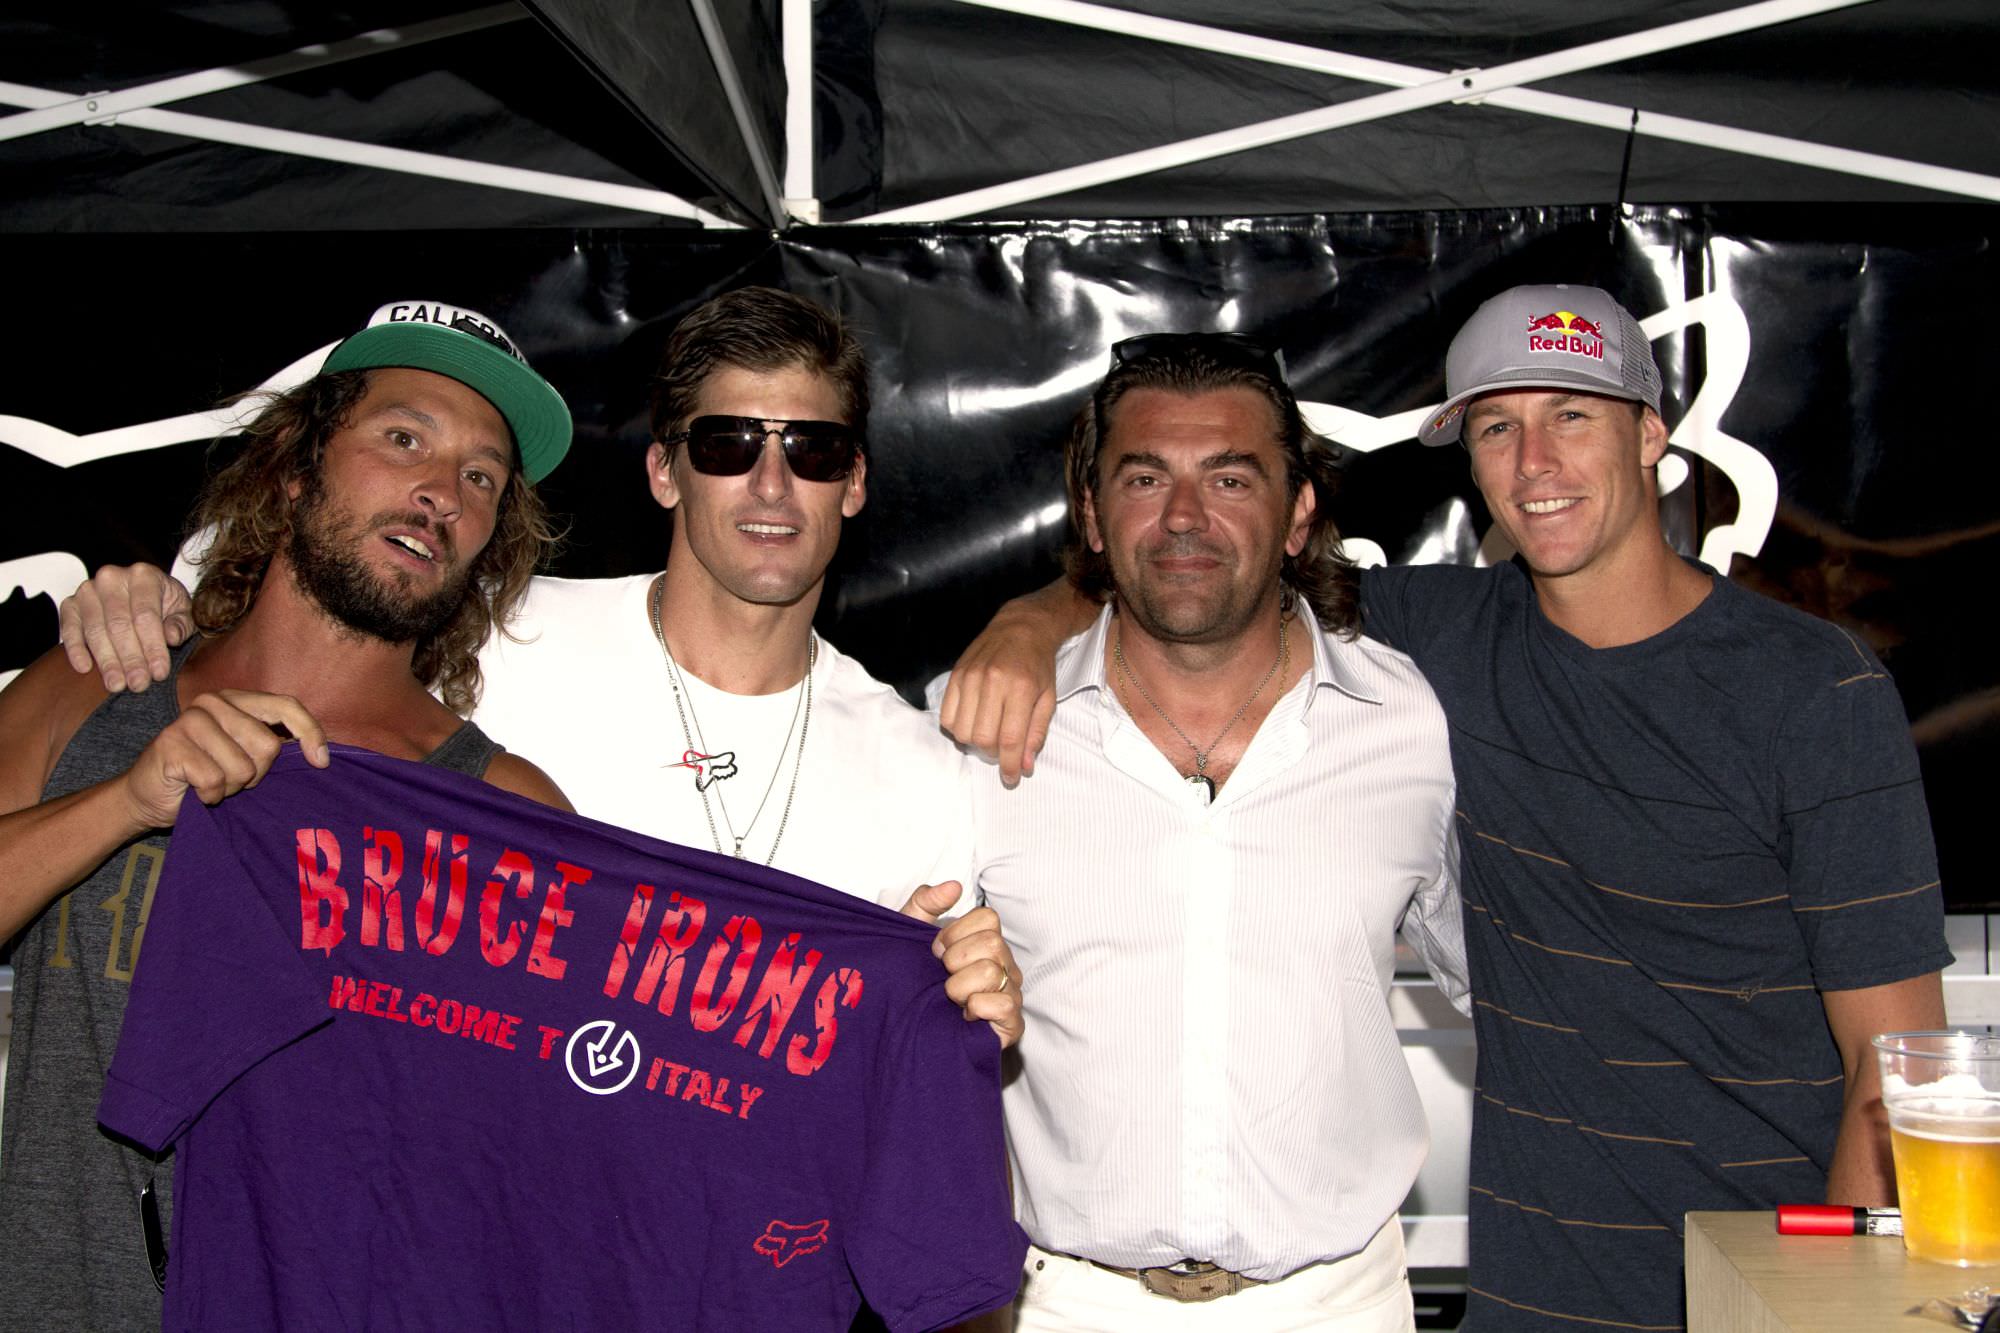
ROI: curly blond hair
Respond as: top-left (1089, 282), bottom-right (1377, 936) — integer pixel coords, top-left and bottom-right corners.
top-left (188, 369), bottom-right (558, 714)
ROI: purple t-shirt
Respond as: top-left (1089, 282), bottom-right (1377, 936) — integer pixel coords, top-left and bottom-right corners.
top-left (99, 747), bottom-right (1025, 1333)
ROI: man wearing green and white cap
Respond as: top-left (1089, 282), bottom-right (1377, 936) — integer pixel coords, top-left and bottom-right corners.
top-left (0, 300), bottom-right (573, 1332)
top-left (322, 300), bottom-right (575, 488)
top-left (941, 282), bottom-right (1952, 1331)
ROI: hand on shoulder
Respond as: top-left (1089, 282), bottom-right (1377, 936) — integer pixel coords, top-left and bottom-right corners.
top-left (938, 578), bottom-right (1096, 787)
top-left (59, 562), bottom-right (192, 694)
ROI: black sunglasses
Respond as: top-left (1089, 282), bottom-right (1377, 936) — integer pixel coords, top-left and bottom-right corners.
top-left (1111, 331), bottom-right (1287, 380)
top-left (666, 415), bottom-right (861, 483)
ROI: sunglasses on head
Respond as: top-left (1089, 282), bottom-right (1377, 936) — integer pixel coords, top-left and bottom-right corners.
top-left (1111, 331), bottom-right (1287, 380)
top-left (666, 415), bottom-right (862, 483)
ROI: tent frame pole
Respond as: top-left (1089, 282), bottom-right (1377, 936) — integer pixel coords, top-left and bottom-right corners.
top-left (859, 0), bottom-right (2000, 221)
top-left (782, 0), bottom-right (819, 221)
top-left (0, 4), bottom-right (737, 226)
top-left (0, 78), bottom-right (733, 225)
top-left (687, 0), bottom-right (790, 227)
top-left (0, 5), bottom-right (522, 145)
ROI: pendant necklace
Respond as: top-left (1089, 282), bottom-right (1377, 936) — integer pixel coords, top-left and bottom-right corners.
top-left (1112, 615), bottom-right (1289, 803)
top-left (648, 576), bottom-right (813, 864)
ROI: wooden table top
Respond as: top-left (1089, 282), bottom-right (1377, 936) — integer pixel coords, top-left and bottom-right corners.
top-left (1686, 1211), bottom-right (2000, 1332)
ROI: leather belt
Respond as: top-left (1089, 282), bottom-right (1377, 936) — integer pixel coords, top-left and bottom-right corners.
top-left (1085, 1258), bottom-right (1266, 1303)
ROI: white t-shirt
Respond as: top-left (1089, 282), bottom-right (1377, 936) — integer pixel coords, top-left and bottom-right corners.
top-left (473, 574), bottom-right (975, 908)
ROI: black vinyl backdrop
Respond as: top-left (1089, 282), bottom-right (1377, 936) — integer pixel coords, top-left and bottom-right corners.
top-left (2, 205), bottom-right (1994, 906)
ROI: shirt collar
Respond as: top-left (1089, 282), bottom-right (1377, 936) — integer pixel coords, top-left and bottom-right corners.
top-left (1054, 605), bottom-right (1117, 702)
top-left (1296, 600), bottom-right (1382, 709)
top-left (1055, 598), bottom-right (1383, 709)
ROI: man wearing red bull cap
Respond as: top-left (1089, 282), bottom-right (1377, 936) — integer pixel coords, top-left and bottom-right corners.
top-left (939, 281), bottom-right (1950, 1331)
top-left (1376, 282), bottom-right (1949, 1330)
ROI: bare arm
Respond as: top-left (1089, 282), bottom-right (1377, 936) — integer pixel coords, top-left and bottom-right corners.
top-left (57, 564), bottom-right (579, 811)
top-left (1821, 971), bottom-right (1948, 1204)
top-left (483, 752), bottom-right (575, 813)
top-left (58, 562), bottom-right (193, 693)
top-left (938, 577), bottom-right (1099, 786)
top-left (0, 650), bottom-right (328, 942)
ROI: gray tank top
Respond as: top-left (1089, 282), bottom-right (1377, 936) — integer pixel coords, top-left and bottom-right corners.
top-left (0, 643), bottom-right (501, 1331)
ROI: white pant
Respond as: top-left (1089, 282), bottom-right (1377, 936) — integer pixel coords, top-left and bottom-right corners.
top-left (1011, 1218), bottom-right (1414, 1332)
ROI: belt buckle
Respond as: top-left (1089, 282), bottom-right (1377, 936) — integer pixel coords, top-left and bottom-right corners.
top-left (1138, 1260), bottom-right (1239, 1303)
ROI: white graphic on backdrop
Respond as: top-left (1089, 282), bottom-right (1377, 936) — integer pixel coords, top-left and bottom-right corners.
top-left (0, 344), bottom-right (338, 683)
top-left (0, 551), bottom-right (91, 691)
top-left (0, 344), bottom-right (337, 469)
top-left (1304, 291), bottom-right (1774, 576)
top-left (1, 291), bottom-right (1778, 674)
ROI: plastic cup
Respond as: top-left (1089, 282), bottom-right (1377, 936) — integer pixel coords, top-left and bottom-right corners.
top-left (1872, 1029), bottom-right (2000, 1266)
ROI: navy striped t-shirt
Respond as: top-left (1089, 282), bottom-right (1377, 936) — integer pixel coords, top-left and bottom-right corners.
top-left (1363, 562), bottom-right (1949, 1333)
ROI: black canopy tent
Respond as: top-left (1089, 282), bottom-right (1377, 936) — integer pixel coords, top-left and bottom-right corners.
top-left (2, 1), bottom-right (1997, 902)
top-left (4, 0), bottom-right (1994, 230)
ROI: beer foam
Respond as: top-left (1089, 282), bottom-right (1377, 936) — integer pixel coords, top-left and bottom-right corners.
top-left (1884, 1072), bottom-right (1998, 1101)
top-left (1884, 1072), bottom-right (2000, 1140)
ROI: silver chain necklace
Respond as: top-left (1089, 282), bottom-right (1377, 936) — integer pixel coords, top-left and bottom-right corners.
top-left (648, 576), bottom-right (813, 863)
top-left (1112, 615), bottom-right (1289, 802)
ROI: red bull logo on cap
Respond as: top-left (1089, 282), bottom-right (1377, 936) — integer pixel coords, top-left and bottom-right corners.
top-left (1525, 310), bottom-right (1604, 360)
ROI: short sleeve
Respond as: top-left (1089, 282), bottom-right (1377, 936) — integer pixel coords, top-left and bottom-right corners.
top-left (97, 793), bottom-right (330, 1152)
top-left (1356, 565), bottom-right (1410, 652)
top-left (921, 670), bottom-right (950, 713)
top-left (900, 750), bottom-right (979, 910)
top-left (1358, 564), bottom-right (1479, 662)
top-left (1779, 641), bottom-right (1953, 992)
top-left (846, 991), bottom-right (1026, 1333)
top-left (1399, 784), bottom-right (1471, 1014)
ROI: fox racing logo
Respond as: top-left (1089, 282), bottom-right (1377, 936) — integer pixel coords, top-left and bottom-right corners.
top-left (754, 1218), bottom-right (830, 1269)
top-left (669, 749), bottom-right (738, 790)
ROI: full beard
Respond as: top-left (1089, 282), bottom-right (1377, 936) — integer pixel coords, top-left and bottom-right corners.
top-left (287, 490), bottom-right (473, 645)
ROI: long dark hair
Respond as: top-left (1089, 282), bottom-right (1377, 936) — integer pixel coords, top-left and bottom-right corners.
top-left (1063, 338), bottom-right (1357, 634)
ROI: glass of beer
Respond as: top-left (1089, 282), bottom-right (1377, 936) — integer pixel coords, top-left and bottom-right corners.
top-left (1873, 1029), bottom-right (2000, 1266)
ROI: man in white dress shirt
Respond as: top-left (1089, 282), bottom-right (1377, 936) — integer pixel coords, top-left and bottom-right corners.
top-left (956, 334), bottom-right (1468, 1331)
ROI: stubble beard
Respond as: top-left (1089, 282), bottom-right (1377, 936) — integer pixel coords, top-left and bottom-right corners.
top-left (287, 485), bottom-right (473, 646)
top-left (1112, 537), bottom-right (1278, 648)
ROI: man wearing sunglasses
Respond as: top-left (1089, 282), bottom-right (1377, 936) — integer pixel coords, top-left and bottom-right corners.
top-left (54, 287), bottom-right (1022, 1049)
top-left (941, 286), bottom-right (1950, 1333)
top-left (939, 332), bottom-right (1467, 1330)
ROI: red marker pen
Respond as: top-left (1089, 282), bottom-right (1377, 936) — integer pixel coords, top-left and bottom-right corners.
top-left (1775, 1204), bottom-right (1903, 1237)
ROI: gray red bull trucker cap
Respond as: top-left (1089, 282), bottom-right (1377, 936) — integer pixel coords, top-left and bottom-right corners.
top-left (323, 300), bottom-right (573, 483)
top-left (1418, 283), bottom-right (1661, 447)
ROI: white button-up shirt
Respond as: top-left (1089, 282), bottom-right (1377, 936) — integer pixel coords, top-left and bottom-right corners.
top-left (963, 604), bottom-right (1467, 1281)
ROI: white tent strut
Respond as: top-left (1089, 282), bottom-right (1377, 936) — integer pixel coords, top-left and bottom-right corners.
top-left (782, 0), bottom-right (817, 213)
top-left (0, 5), bottom-right (526, 145)
top-left (0, 81), bottom-right (734, 225)
top-left (0, 5), bottom-right (738, 226)
top-left (688, 0), bottom-right (791, 227)
top-left (856, 0), bottom-right (1997, 222)
top-left (3, 1), bottom-right (1988, 227)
